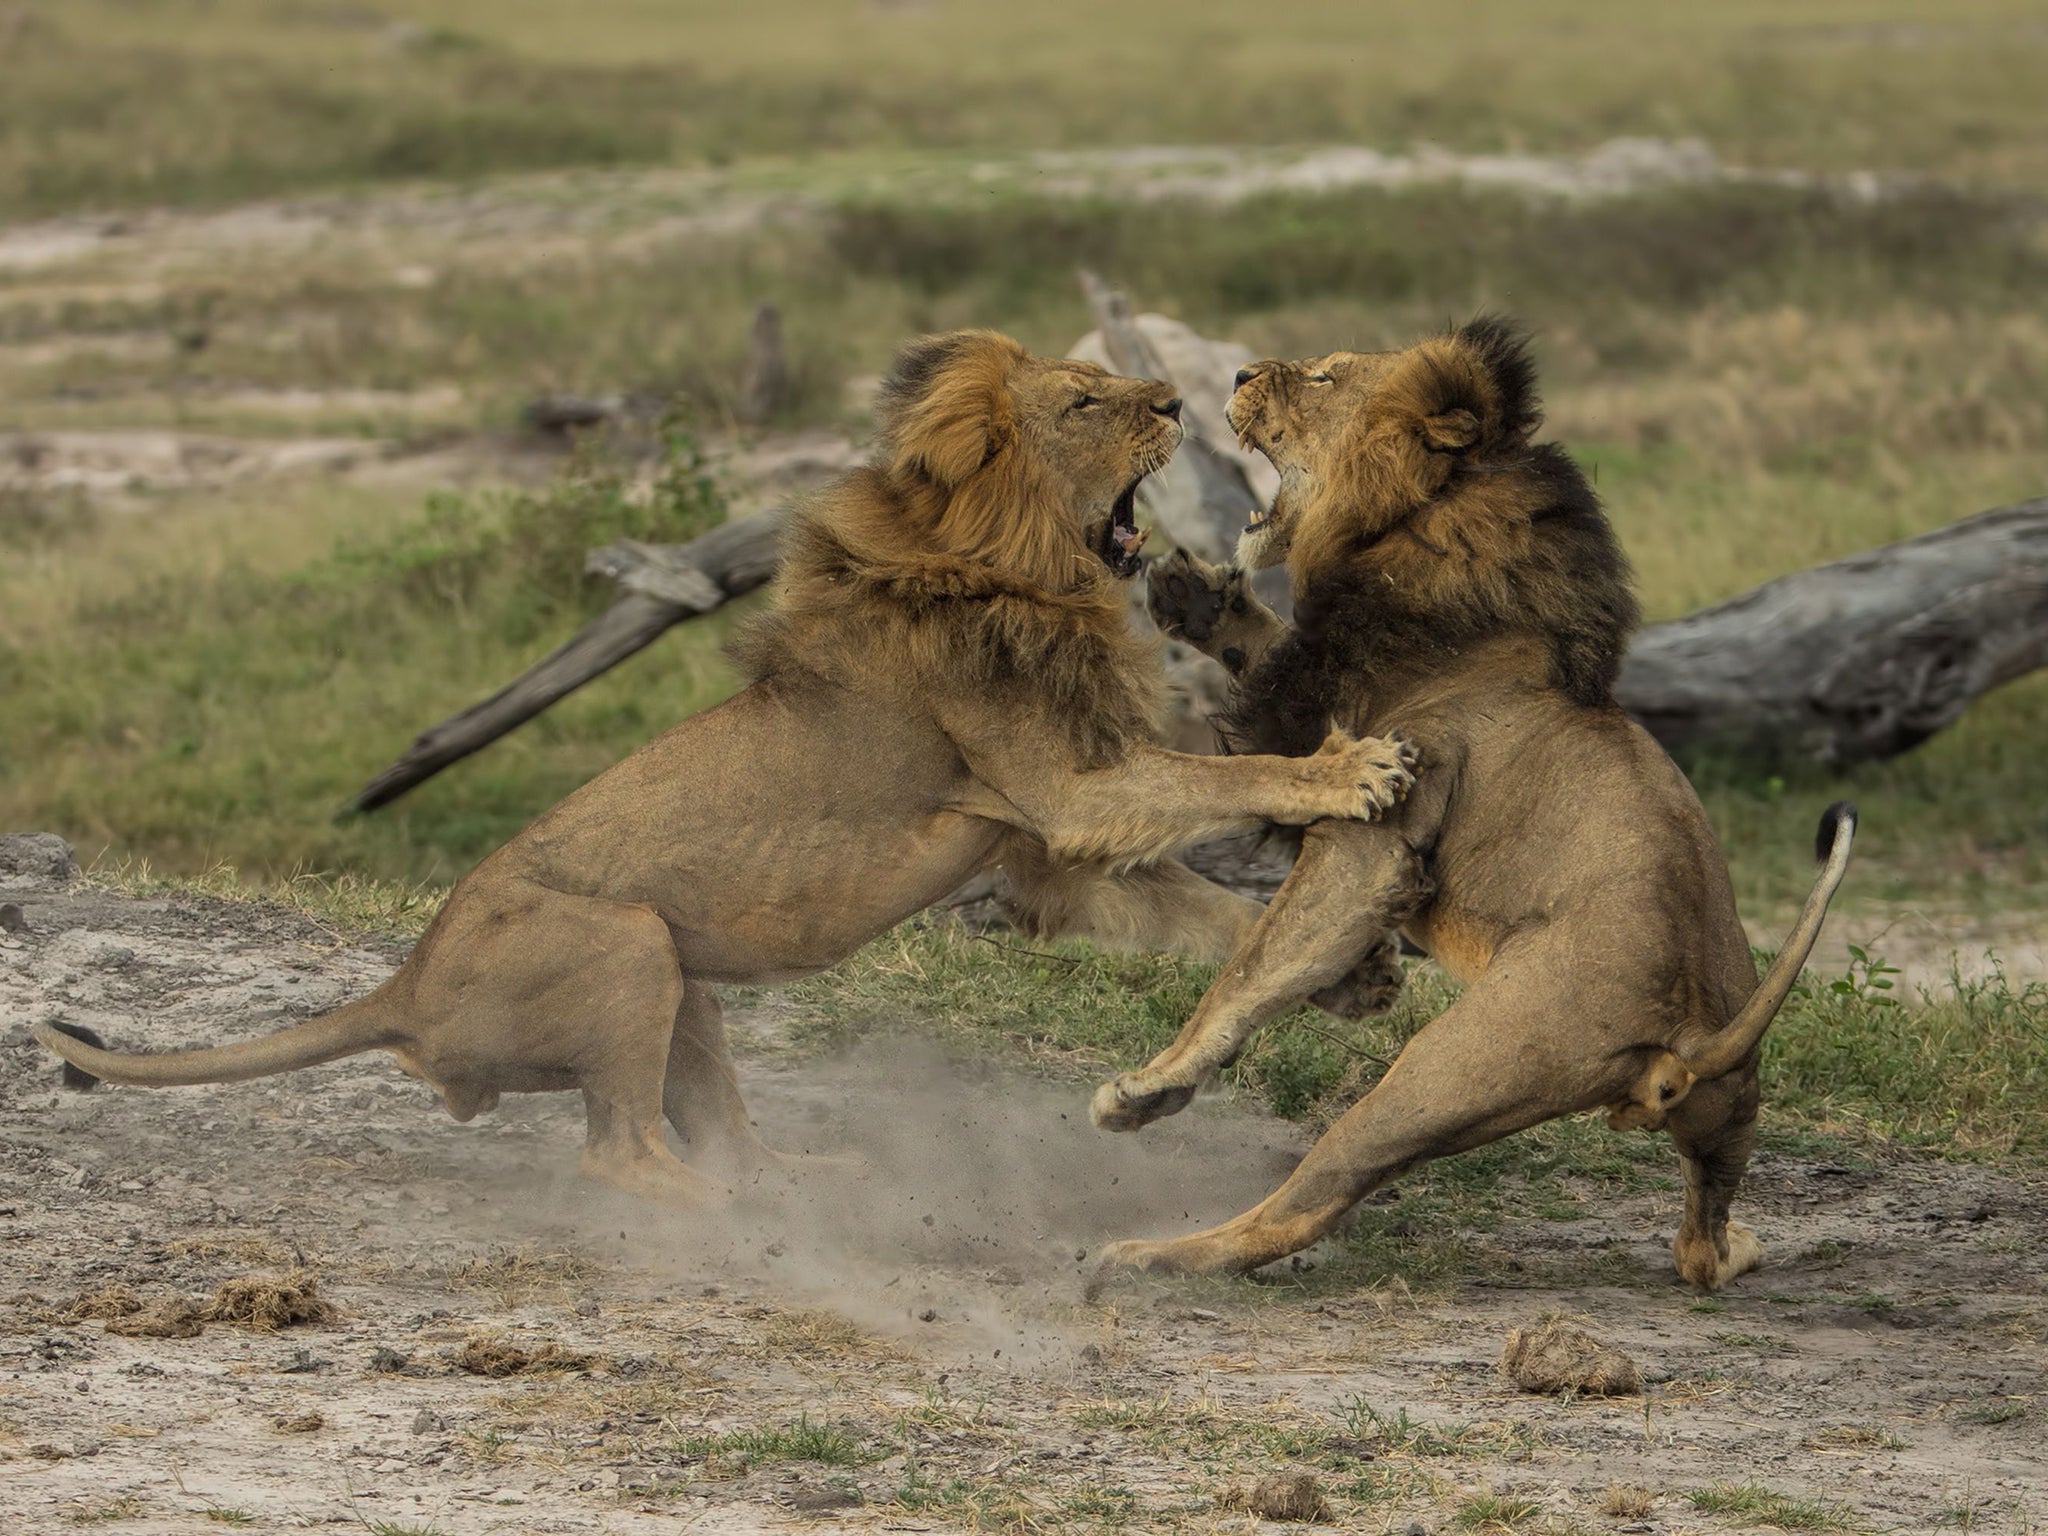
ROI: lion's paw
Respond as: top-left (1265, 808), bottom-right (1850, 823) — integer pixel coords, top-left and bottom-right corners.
top-left (1090, 1074), bottom-right (1197, 1133)
top-left (1312, 731), bottom-right (1419, 821)
top-left (1081, 1239), bottom-right (1177, 1299)
top-left (1673, 1219), bottom-right (1765, 1290)
top-left (1146, 548), bottom-right (1242, 649)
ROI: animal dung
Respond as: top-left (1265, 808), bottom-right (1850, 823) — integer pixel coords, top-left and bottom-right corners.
top-left (203, 1269), bottom-right (338, 1331)
top-left (1499, 1318), bottom-right (1643, 1396)
top-left (452, 1329), bottom-right (598, 1377)
top-left (1246, 1470), bottom-right (1328, 1522)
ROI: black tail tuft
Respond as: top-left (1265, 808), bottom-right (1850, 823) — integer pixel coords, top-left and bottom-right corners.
top-left (45, 1021), bottom-right (105, 1091)
top-left (1815, 800), bottom-right (1858, 862)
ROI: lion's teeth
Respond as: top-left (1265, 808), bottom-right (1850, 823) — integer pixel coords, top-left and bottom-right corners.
top-left (1112, 525), bottom-right (1149, 554)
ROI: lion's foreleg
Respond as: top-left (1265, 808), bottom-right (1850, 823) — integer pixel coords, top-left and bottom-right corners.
top-left (1043, 738), bottom-right (1417, 868)
top-left (1092, 820), bottom-right (1430, 1132)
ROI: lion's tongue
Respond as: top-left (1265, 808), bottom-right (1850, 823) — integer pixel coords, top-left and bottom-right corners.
top-left (1112, 525), bottom-right (1150, 555)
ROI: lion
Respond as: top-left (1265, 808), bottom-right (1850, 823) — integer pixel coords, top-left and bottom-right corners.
top-left (36, 329), bottom-right (1419, 1206)
top-left (1088, 317), bottom-right (1855, 1290)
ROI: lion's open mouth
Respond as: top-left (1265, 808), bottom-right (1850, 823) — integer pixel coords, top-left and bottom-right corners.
top-left (1096, 477), bottom-right (1152, 579)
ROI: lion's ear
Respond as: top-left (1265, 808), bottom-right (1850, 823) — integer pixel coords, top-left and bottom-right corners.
top-left (878, 330), bottom-right (1021, 489)
top-left (1421, 407), bottom-right (1481, 453)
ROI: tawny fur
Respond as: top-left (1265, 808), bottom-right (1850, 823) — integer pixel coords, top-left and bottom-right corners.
top-left (37, 329), bottom-right (1419, 1209)
top-left (1103, 318), bottom-right (1854, 1293)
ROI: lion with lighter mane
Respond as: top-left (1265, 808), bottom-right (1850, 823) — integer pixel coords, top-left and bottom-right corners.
top-left (1095, 318), bottom-right (1854, 1290)
top-left (39, 329), bottom-right (1417, 1204)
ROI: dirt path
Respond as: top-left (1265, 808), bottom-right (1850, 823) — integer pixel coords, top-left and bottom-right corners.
top-left (0, 137), bottom-right (1893, 284)
top-left (2, 874), bottom-right (2043, 1534)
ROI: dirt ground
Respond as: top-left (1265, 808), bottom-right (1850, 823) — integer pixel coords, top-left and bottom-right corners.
top-left (2, 869), bottom-right (2043, 1535)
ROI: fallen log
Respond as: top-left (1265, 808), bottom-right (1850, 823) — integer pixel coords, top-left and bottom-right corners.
top-left (346, 508), bottom-right (789, 814)
top-left (1616, 497), bottom-right (2048, 765)
top-left (353, 264), bottom-right (2048, 814)
top-left (351, 491), bottom-right (2048, 813)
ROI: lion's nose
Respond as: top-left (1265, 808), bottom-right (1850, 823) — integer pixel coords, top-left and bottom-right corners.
top-left (1152, 396), bottom-right (1182, 420)
top-left (1233, 367), bottom-right (1256, 391)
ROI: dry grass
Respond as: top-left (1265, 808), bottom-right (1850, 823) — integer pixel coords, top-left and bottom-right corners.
top-left (10, 0), bottom-right (2048, 217)
top-left (750, 1307), bottom-right (909, 1364)
top-left (1601, 1484), bottom-right (1656, 1518)
top-left (56, 1283), bottom-right (146, 1323)
top-left (445, 1248), bottom-right (604, 1309)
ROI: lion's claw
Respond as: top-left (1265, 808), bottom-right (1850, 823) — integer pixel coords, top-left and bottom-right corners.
top-left (1314, 730), bottom-right (1419, 821)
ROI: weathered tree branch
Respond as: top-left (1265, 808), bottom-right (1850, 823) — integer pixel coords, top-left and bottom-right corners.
top-left (1076, 267), bottom-right (1263, 563)
top-left (351, 270), bottom-right (2048, 816)
top-left (1616, 497), bottom-right (2048, 765)
top-left (345, 507), bottom-right (790, 814)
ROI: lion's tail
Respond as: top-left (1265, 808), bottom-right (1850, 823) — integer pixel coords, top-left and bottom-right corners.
top-left (35, 989), bottom-right (400, 1090)
top-left (1683, 801), bottom-right (1858, 1082)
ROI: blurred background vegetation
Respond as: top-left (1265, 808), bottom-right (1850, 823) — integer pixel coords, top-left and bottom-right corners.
top-left (2, 0), bottom-right (2045, 969)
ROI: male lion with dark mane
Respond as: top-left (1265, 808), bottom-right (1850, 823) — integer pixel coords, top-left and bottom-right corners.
top-left (1093, 318), bottom-right (1854, 1290)
top-left (38, 330), bottom-right (1418, 1205)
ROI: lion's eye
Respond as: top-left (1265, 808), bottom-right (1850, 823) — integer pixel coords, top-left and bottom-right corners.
top-left (1304, 373), bottom-right (1334, 386)
top-left (1071, 394), bottom-right (1101, 411)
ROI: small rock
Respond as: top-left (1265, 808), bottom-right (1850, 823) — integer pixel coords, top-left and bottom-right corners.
top-left (573, 1296), bottom-right (599, 1317)
top-left (1248, 1470), bottom-right (1326, 1522)
top-left (367, 1346), bottom-right (412, 1374)
top-left (0, 902), bottom-right (27, 932)
top-left (273, 1411), bottom-right (324, 1434)
top-left (1500, 1319), bottom-right (1643, 1396)
top-left (411, 1409), bottom-right (445, 1436)
top-left (0, 832), bottom-right (76, 880)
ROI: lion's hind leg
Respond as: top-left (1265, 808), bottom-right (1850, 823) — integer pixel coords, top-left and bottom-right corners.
top-left (1093, 966), bottom-right (1627, 1282)
top-left (661, 981), bottom-right (860, 1182)
top-left (1664, 1067), bottom-right (1765, 1290)
top-left (421, 885), bottom-right (730, 1208)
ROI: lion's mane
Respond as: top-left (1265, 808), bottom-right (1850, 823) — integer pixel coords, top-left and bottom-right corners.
top-left (1221, 318), bottom-right (1639, 757)
top-left (731, 330), bottom-right (1165, 767)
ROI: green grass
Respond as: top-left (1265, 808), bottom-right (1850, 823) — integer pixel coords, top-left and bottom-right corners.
top-left (6, 176), bottom-right (2044, 919)
top-left (1454, 1492), bottom-right (1546, 1531)
top-left (1341, 1401), bottom-right (1541, 1460)
top-left (8, 0), bottom-right (2048, 218)
top-left (1, 435), bottom-right (736, 888)
top-left (1685, 1482), bottom-right (1864, 1532)
top-left (674, 1415), bottom-right (875, 1468)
